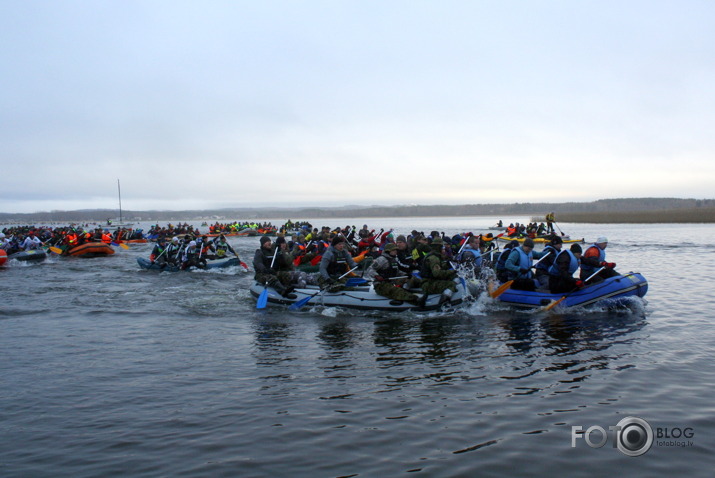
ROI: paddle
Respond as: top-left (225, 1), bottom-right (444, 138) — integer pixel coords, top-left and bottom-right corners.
top-left (554, 222), bottom-right (565, 236)
top-left (490, 280), bottom-right (513, 299)
top-left (456, 232), bottom-right (472, 258)
top-left (542, 266), bottom-right (606, 311)
top-left (531, 250), bottom-right (552, 267)
top-left (44, 245), bottom-right (64, 255)
top-left (111, 241), bottom-right (130, 250)
top-left (256, 244), bottom-right (279, 309)
top-left (289, 266), bottom-right (359, 310)
top-left (150, 245), bottom-right (169, 264)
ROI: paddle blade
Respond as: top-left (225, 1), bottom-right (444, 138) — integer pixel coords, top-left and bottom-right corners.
top-left (48, 246), bottom-right (64, 254)
top-left (490, 280), bottom-right (513, 299)
top-left (345, 277), bottom-right (368, 287)
top-left (256, 288), bottom-right (269, 309)
top-left (240, 261), bottom-right (249, 271)
top-left (120, 243), bottom-right (130, 249)
top-left (544, 296), bottom-right (566, 311)
top-left (288, 295), bottom-right (312, 310)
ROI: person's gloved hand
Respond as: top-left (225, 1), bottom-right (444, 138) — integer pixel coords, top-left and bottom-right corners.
top-left (520, 268), bottom-right (530, 274)
top-left (374, 275), bottom-right (385, 282)
top-left (575, 280), bottom-right (584, 288)
top-left (607, 262), bottom-right (616, 269)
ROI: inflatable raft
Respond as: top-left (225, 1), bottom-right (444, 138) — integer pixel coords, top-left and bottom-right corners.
top-left (7, 249), bottom-right (47, 262)
top-left (67, 243), bottom-right (115, 257)
top-left (137, 257), bottom-right (241, 271)
top-left (249, 278), bottom-right (470, 312)
top-left (0, 249), bottom-right (7, 266)
top-left (495, 272), bottom-right (648, 310)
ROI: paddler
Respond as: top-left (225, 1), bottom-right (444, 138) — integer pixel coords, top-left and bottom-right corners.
top-left (580, 236), bottom-right (619, 282)
top-left (365, 243), bottom-right (423, 305)
top-left (548, 243), bottom-right (584, 293)
top-left (319, 236), bottom-right (357, 292)
top-left (253, 236), bottom-right (295, 297)
top-left (503, 238), bottom-right (548, 291)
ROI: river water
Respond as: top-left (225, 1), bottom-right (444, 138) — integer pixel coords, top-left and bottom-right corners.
top-left (1, 217), bottom-right (713, 477)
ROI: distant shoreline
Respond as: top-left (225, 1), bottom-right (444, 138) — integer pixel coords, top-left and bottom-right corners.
top-left (2, 199), bottom-right (714, 224)
top-left (3, 208), bottom-right (715, 225)
top-left (545, 208), bottom-right (715, 224)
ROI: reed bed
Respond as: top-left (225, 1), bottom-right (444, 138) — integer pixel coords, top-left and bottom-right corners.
top-left (533, 208), bottom-right (715, 224)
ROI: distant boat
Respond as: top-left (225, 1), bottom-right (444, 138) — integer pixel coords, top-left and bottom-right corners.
top-left (107, 179), bottom-right (134, 228)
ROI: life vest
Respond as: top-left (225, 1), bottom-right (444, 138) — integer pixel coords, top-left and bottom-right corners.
top-left (581, 244), bottom-right (606, 275)
top-left (167, 243), bottom-right (182, 259)
top-left (420, 252), bottom-right (448, 280)
top-left (101, 233), bottom-right (112, 244)
top-left (548, 250), bottom-right (580, 276)
top-left (215, 241), bottom-right (229, 258)
top-left (534, 246), bottom-right (558, 272)
top-left (457, 245), bottom-right (482, 268)
top-left (150, 244), bottom-right (165, 261)
top-left (507, 247), bottom-right (533, 280)
top-left (495, 245), bottom-right (517, 271)
top-left (256, 248), bottom-right (276, 271)
top-left (326, 248), bottom-right (350, 276)
top-left (506, 226), bottom-right (516, 236)
top-left (182, 246), bottom-right (197, 262)
top-left (375, 253), bottom-right (400, 278)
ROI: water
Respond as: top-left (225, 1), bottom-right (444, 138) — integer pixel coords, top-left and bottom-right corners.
top-left (2, 217), bottom-right (714, 477)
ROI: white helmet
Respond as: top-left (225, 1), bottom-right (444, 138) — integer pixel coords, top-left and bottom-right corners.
top-left (189, 241), bottom-right (197, 247)
top-left (172, 237), bottom-right (179, 244)
top-left (0, 233), bottom-right (5, 239)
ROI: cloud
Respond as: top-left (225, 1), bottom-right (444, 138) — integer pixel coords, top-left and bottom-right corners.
top-left (1, 1), bottom-right (714, 213)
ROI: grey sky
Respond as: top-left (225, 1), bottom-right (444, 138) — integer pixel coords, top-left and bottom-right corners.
top-left (2, 1), bottom-right (714, 213)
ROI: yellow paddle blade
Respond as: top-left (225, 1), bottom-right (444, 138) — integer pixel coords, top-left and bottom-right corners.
top-left (543, 296), bottom-right (567, 311)
top-left (490, 280), bottom-right (513, 299)
top-left (120, 243), bottom-right (130, 249)
top-left (49, 246), bottom-right (64, 254)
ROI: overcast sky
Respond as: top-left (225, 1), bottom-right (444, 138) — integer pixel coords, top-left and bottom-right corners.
top-left (1, 1), bottom-right (714, 213)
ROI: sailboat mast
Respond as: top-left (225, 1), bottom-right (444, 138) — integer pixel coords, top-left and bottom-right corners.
top-left (117, 179), bottom-right (123, 223)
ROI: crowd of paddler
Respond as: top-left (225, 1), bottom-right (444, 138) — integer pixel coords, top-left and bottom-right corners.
top-left (4, 220), bottom-right (620, 310)
top-left (252, 225), bottom-right (503, 306)
top-left (0, 224), bottom-right (144, 256)
top-left (204, 221), bottom-right (277, 235)
top-left (252, 223), bottom-right (621, 306)
top-left (148, 233), bottom-right (248, 270)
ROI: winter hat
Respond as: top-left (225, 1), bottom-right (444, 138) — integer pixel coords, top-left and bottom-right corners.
top-left (570, 244), bottom-right (582, 253)
top-left (331, 236), bottom-right (345, 246)
top-left (260, 236), bottom-right (271, 246)
top-left (522, 238), bottom-right (535, 248)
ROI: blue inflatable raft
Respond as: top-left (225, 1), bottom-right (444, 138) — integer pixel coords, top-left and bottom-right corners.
top-left (496, 272), bottom-right (648, 309)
